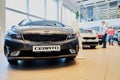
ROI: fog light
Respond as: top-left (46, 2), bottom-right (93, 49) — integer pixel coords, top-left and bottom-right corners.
top-left (10, 51), bottom-right (20, 56)
top-left (69, 49), bottom-right (76, 53)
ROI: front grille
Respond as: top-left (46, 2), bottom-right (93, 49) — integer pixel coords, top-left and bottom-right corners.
top-left (82, 42), bottom-right (98, 44)
top-left (23, 34), bottom-right (67, 42)
top-left (83, 37), bottom-right (96, 40)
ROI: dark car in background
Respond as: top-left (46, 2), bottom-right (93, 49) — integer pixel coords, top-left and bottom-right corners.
top-left (4, 19), bottom-right (79, 64)
top-left (113, 32), bottom-right (118, 41)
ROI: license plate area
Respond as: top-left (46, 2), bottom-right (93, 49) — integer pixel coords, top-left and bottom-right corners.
top-left (83, 45), bottom-right (90, 47)
top-left (33, 45), bottom-right (60, 52)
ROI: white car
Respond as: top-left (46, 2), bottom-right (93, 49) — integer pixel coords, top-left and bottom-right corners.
top-left (80, 29), bottom-right (99, 48)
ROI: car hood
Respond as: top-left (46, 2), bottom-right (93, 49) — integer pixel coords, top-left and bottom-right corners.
top-left (12, 26), bottom-right (74, 34)
top-left (80, 33), bottom-right (96, 37)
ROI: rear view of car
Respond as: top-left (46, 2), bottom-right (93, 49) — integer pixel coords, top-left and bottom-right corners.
top-left (4, 19), bottom-right (79, 64)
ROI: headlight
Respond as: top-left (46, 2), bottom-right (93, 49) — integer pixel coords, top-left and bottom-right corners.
top-left (68, 34), bottom-right (77, 39)
top-left (7, 31), bottom-right (22, 39)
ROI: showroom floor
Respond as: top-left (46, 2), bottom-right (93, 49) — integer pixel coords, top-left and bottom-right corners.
top-left (0, 43), bottom-right (120, 80)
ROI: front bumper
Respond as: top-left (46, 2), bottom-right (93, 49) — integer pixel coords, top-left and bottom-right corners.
top-left (98, 39), bottom-right (102, 45)
top-left (4, 37), bottom-right (79, 60)
top-left (82, 41), bottom-right (98, 46)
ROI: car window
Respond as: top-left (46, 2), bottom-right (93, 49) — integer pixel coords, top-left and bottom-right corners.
top-left (80, 30), bottom-right (93, 34)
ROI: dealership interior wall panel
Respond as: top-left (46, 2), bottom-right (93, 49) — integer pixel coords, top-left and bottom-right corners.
top-left (0, 0), bottom-right (5, 52)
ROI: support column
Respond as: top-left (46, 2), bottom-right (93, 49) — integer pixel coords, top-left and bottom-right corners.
top-left (56, 0), bottom-right (59, 21)
top-left (0, 0), bottom-right (5, 52)
top-left (26, 0), bottom-right (29, 19)
top-left (44, 0), bottom-right (47, 19)
top-left (76, 8), bottom-right (85, 59)
top-left (60, 0), bottom-right (63, 22)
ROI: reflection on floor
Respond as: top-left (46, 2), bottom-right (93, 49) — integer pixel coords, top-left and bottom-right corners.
top-left (0, 43), bottom-right (120, 80)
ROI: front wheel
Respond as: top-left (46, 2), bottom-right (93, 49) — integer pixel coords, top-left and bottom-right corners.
top-left (66, 56), bottom-right (76, 61)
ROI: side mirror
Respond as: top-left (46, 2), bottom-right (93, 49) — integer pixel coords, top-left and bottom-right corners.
top-left (18, 19), bottom-right (32, 26)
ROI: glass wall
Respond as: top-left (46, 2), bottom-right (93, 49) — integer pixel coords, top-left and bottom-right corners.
top-left (6, 0), bottom-right (76, 31)
top-left (62, 6), bottom-right (76, 26)
top-left (6, 0), bottom-right (26, 12)
top-left (29, 0), bottom-right (44, 20)
top-left (80, 1), bottom-right (119, 22)
top-left (6, 0), bottom-right (27, 32)
top-left (6, 10), bottom-right (27, 31)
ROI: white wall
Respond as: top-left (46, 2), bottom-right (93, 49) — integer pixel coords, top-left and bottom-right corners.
top-left (6, 0), bottom-right (62, 31)
top-left (6, 0), bottom-right (77, 31)
top-left (0, 0), bottom-right (5, 52)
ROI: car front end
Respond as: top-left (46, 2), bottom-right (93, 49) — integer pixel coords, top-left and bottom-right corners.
top-left (5, 31), bottom-right (79, 60)
top-left (4, 20), bottom-right (79, 64)
top-left (82, 36), bottom-right (99, 48)
top-left (80, 29), bottom-right (99, 48)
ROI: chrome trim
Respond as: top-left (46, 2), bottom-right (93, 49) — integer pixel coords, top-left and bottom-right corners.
top-left (8, 54), bottom-right (77, 60)
top-left (6, 46), bottom-right (10, 57)
top-left (22, 33), bottom-right (68, 42)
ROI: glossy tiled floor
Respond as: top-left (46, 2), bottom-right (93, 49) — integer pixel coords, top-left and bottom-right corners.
top-left (0, 43), bottom-right (120, 80)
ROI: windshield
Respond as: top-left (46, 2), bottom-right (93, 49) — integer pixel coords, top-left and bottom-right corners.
top-left (80, 29), bottom-right (93, 34)
top-left (20, 20), bottom-right (65, 27)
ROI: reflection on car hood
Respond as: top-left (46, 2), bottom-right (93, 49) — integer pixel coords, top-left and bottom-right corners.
top-left (12, 26), bottom-right (74, 34)
top-left (80, 33), bottom-right (96, 37)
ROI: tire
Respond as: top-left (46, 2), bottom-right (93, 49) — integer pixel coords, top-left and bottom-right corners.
top-left (8, 60), bottom-right (18, 64)
top-left (66, 56), bottom-right (76, 61)
top-left (4, 46), bottom-right (8, 55)
top-left (99, 40), bottom-right (103, 45)
top-left (66, 46), bottom-right (79, 61)
top-left (99, 42), bottom-right (102, 45)
top-left (90, 46), bottom-right (96, 49)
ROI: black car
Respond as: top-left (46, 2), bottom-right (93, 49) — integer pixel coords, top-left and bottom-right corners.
top-left (4, 19), bottom-right (79, 64)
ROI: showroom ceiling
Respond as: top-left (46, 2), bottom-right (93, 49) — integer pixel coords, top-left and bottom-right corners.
top-left (64, 0), bottom-right (108, 9)
top-left (63, 0), bottom-right (120, 21)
